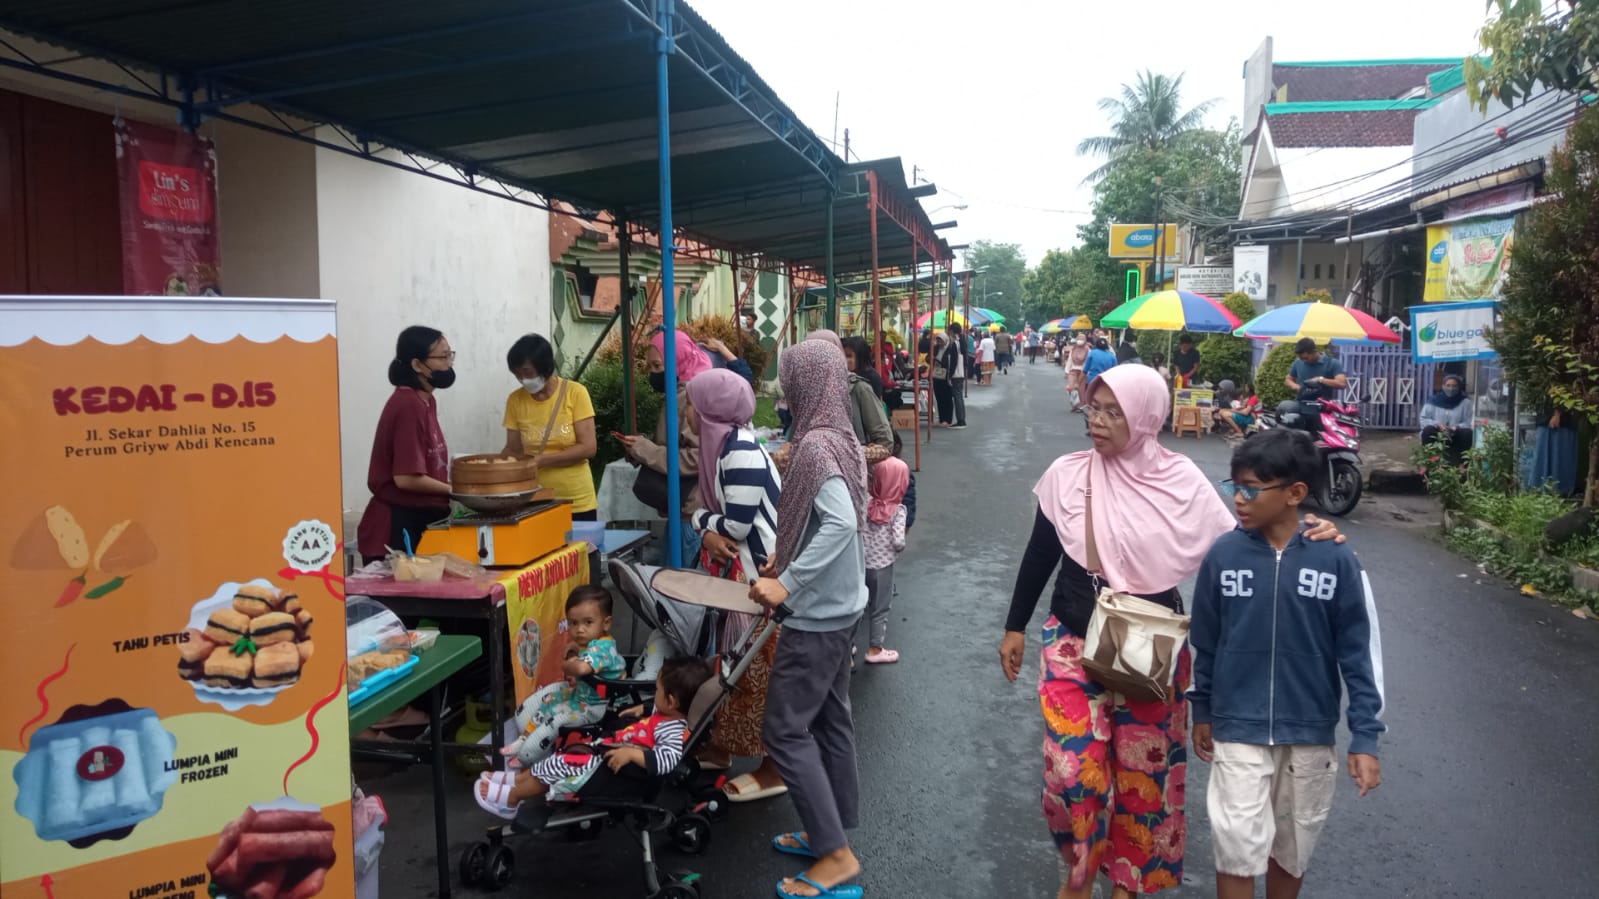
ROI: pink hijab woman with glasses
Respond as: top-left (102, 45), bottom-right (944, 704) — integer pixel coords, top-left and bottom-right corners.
top-left (1000, 365), bottom-right (1342, 899)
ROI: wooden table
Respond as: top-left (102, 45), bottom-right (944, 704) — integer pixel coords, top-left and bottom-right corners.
top-left (350, 634), bottom-right (482, 899)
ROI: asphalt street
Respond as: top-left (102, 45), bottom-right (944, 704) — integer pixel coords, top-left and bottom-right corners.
top-left (375, 359), bottom-right (1599, 898)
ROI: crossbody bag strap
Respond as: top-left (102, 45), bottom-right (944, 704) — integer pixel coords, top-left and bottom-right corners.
top-left (534, 377), bottom-right (571, 456)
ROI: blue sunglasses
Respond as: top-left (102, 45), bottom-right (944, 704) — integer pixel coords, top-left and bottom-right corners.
top-left (1218, 480), bottom-right (1293, 501)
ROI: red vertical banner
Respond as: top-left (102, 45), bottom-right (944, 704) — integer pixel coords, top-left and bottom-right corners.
top-left (115, 119), bottom-right (221, 296)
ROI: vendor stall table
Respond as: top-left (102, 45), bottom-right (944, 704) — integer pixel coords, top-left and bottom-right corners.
top-left (345, 573), bottom-right (514, 758)
top-left (350, 634), bottom-right (481, 899)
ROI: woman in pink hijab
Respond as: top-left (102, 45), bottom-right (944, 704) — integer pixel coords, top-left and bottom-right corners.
top-left (1000, 365), bottom-right (1342, 899)
top-left (623, 329), bottom-right (718, 560)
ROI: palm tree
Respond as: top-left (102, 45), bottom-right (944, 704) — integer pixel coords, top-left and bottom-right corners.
top-left (1076, 71), bottom-right (1219, 184)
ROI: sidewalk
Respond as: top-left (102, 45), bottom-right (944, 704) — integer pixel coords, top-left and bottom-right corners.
top-left (1362, 429), bottom-right (1427, 495)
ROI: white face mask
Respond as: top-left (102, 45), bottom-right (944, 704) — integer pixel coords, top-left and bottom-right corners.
top-left (522, 376), bottom-right (547, 396)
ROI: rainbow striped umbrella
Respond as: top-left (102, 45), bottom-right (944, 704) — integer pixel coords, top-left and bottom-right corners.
top-left (1100, 290), bottom-right (1241, 332)
top-left (971, 306), bottom-right (1007, 325)
top-left (914, 309), bottom-right (970, 330)
top-left (1233, 302), bottom-right (1400, 345)
top-left (1065, 314), bottom-right (1094, 330)
top-left (1039, 318), bottom-right (1070, 333)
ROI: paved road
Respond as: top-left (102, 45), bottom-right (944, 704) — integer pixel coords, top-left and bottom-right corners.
top-left (376, 359), bottom-right (1599, 898)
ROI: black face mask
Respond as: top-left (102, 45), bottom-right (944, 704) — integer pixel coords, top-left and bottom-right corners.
top-left (648, 371), bottom-right (667, 394)
top-left (428, 367), bottom-right (457, 390)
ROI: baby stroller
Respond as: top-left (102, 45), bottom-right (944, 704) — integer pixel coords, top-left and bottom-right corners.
top-left (459, 562), bottom-right (784, 898)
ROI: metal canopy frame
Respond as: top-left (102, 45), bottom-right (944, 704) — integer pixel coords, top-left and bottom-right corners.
top-left (0, 0), bottom-right (958, 557)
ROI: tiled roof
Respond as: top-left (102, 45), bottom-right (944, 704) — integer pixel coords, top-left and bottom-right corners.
top-left (1273, 62), bottom-right (1454, 102)
top-left (1268, 110), bottom-right (1420, 148)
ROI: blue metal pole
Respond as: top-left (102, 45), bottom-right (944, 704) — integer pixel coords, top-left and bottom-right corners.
top-left (656, 0), bottom-right (682, 568)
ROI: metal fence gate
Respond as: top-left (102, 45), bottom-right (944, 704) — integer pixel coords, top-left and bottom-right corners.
top-left (1249, 343), bottom-right (1436, 431)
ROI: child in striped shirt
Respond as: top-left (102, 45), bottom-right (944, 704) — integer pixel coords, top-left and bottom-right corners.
top-left (475, 656), bottom-right (715, 818)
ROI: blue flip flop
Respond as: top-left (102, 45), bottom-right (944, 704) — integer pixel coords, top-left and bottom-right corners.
top-left (775, 873), bottom-right (863, 899)
top-left (771, 832), bottom-right (817, 859)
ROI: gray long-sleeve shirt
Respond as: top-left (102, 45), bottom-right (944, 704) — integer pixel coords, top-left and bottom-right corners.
top-left (1419, 398), bottom-right (1472, 430)
top-left (777, 476), bottom-right (868, 632)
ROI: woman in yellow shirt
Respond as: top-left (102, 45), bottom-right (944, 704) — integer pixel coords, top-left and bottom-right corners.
top-left (500, 334), bottom-right (599, 519)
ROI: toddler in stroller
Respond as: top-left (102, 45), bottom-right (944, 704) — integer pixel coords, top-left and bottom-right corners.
top-left (500, 585), bottom-right (628, 769)
top-left (459, 563), bottom-right (786, 898)
top-left (474, 656), bottom-right (714, 817)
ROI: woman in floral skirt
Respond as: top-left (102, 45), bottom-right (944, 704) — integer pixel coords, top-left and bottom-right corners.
top-left (999, 365), bottom-right (1342, 898)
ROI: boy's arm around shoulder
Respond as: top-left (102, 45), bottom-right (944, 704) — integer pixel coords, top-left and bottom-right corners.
top-left (1333, 548), bottom-right (1386, 756)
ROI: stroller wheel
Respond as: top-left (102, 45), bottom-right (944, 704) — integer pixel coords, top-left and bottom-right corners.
top-left (651, 883), bottom-right (700, 899)
top-left (460, 842), bottom-right (489, 887)
top-left (670, 813), bottom-right (713, 855)
top-left (484, 844), bottom-right (515, 891)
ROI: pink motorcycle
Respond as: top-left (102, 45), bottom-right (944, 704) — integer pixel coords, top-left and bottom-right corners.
top-left (1260, 397), bottom-right (1364, 516)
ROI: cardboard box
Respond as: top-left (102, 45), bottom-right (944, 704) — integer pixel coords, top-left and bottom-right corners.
top-left (892, 408), bottom-right (917, 430)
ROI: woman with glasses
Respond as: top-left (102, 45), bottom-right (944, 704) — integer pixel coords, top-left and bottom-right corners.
top-left (357, 325), bottom-right (456, 565)
top-left (998, 365), bottom-right (1343, 899)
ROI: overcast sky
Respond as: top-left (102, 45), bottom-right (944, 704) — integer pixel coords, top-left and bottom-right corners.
top-left (690, 0), bottom-right (1497, 265)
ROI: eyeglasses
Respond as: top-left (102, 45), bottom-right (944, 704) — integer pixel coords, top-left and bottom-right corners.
top-left (1082, 404), bottom-right (1126, 422)
top-left (428, 350), bottom-right (457, 362)
top-left (1218, 480), bottom-right (1293, 501)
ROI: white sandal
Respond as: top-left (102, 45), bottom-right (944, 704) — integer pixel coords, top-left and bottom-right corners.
top-left (473, 778), bottom-right (519, 820)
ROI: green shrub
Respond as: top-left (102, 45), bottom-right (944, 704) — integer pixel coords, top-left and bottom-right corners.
top-left (1256, 342), bottom-right (1301, 411)
top-left (1199, 334), bottom-right (1253, 388)
top-left (1414, 432), bottom-right (1471, 511)
top-left (580, 356), bottom-right (666, 486)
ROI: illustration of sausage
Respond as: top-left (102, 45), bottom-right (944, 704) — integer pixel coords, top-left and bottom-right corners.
top-left (237, 830), bottom-right (337, 869)
top-left (282, 866), bottom-right (328, 899)
top-left (245, 809), bottom-right (335, 833)
top-left (206, 819), bottom-right (242, 871)
top-left (241, 863), bottom-right (286, 899)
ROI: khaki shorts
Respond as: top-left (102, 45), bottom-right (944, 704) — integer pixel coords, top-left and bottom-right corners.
top-left (1207, 741), bottom-right (1338, 878)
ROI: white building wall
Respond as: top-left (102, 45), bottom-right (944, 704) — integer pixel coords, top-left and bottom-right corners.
top-left (213, 123), bottom-right (320, 299)
top-left (312, 142), bottom-right (552, 528)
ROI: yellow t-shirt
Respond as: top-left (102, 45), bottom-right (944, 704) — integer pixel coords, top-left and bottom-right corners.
top-left (503, 378), bottom-right (597, 513)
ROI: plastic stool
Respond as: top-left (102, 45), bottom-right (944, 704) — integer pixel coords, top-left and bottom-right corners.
top-left (1173, 406), bottom-right (1206, 438)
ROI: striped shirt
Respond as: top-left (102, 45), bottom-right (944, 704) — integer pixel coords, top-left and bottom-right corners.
top-left (690, 427), bottom-right (781, 568)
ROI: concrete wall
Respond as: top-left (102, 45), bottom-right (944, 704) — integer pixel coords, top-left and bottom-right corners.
top-left (314, 140), bottom-right (552, 527)
top-left (214, 123), bottom-right (319, 299)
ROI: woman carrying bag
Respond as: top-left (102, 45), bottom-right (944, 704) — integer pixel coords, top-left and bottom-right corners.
top-left (999, 365), bottom-right (1343, 899)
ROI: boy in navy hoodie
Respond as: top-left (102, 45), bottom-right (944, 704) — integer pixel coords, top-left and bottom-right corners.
top-left (1189, 428), bottom-right (1385, 899)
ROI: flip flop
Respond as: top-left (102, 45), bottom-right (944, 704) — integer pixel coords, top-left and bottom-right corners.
top-left (729, 773), bottom-right (789, 804)
top-left (473, 779), bottom-right (519, 820)
top-left (770, 832), bottom-right (817, 859)
top-left (864, 648), bottom-right (899, 665)
top-left (775, 873), bottom-right (863, 898)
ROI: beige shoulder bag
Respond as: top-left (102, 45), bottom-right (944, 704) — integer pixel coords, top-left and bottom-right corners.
top-left (1078, 487), bottom-right (1190, 703)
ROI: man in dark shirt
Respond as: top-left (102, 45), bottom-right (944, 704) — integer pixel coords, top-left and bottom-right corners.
top-left (1279, 337), bottom-right (1348, 426)
top-left (1174, 334), bottom-right (1201, 387)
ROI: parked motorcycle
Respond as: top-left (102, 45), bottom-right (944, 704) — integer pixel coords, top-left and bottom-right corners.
top-left (1259, 397), bottom-right (1364, 516)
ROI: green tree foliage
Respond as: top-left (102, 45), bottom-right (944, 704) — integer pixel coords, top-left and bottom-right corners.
top-left (1466, 0), bottom-right (1599, 111)
top-left (1088, 123), bottom-right (1244, 226)
top-left (1022, 246), bottom-right (1122, 327)
top-left (579, 356), bottom-right (666, 485)
top-left (961, 241), bottom-right (1027, 326)
top-left (1076, 71), bottom-right (1220, 184)
top-left (1491, 108), bottom-right (1599, 504)
top-left (1197, 292), bottom-right (1259, 388)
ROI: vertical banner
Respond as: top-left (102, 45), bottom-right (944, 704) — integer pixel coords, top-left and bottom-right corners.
top-left (1410, 301), bottom-right (1498, 363)
top-left (1423, 216), bottom-right (1514, 302)
top-left (0, 297), bottom-right (351, 899)
top-left (116, 120), bottom-right (222, 297)
top-left (1233, 245), bottom-right (1269, 302)
top-left (502, 544), bottom-right (590, 706)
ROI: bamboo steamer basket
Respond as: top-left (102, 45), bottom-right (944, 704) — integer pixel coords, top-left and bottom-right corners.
top-left (451, 454), bottom-right (537, 491)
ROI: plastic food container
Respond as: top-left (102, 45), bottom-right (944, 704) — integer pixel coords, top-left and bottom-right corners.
top-left (409, 628), bottom-right (440, 653)
top-left (391, 553), bottom-right (445, 583)
top-left (569, 520), bottom-right (607, 549)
